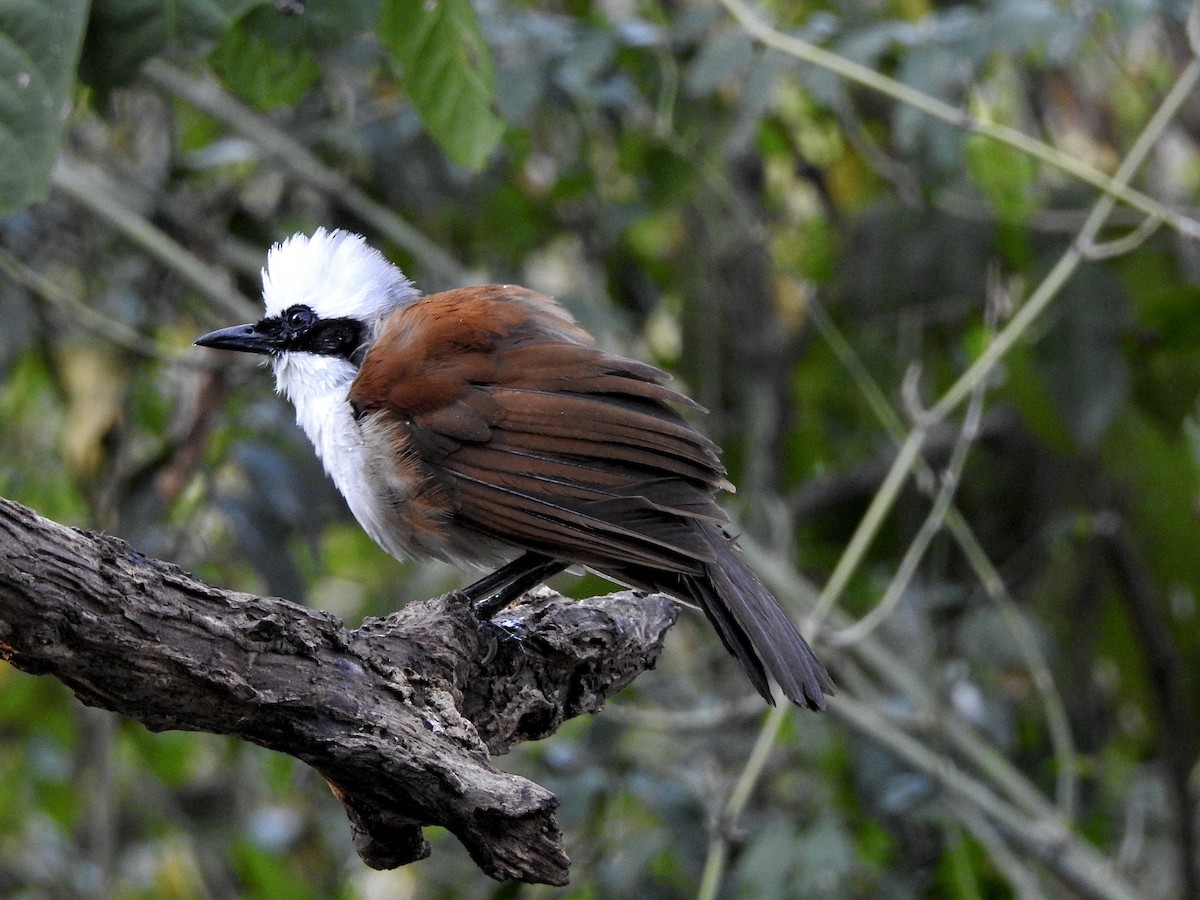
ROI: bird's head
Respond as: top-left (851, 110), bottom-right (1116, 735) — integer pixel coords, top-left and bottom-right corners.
top-left (195, 229), bottom-right (418, 400)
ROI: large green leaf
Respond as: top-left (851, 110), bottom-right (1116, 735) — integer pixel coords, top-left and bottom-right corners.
top-left (379, 0), bottom-right (505, 170)
top-left (79, 0), bottom-right (259, 93)
top-left (211, 0), bottom-right (382, 109)
top-left (0, 0), bottom-right (89, 215)
top-left (238, 0), bottom-right (382, 51)
top-left (209, 26), bottom-right (320, 110)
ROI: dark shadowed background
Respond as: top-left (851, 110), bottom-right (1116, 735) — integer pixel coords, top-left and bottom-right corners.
top-left (2, 0), bottom-right (1199, 896)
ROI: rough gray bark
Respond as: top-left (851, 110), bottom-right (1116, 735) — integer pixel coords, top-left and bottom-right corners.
top-left (0, 496), bottom-right (679, 886)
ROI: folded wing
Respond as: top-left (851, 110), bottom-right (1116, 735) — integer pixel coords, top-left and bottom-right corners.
top-left (349, 285), bottom-right (832, 708)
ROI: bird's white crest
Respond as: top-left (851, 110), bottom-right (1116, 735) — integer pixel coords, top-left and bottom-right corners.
top-left (262, 228), bottom-right (417, 323)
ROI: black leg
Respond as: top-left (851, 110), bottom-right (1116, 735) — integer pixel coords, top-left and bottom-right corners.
top-left (463, 552), bottom-right (569, 619)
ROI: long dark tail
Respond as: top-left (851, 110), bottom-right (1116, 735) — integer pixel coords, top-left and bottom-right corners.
top-left (617, 524), bottom-right (833, 710)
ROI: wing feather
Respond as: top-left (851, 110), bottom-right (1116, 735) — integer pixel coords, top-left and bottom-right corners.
top-left (349, 285), bottom-right (732, 575)
top-left (452, 475), bottom-right (702, 572)
top-left (346, 284), bottom-right (831, 708)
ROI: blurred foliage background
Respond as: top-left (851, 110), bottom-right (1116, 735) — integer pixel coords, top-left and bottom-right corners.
top-left (2, 0), bottom-right (1200, 897)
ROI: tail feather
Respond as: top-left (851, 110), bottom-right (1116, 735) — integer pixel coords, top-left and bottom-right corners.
top-left (694, 537), bottom-right (833, 710)
top-left (611, 524), bottom-right (833, 709)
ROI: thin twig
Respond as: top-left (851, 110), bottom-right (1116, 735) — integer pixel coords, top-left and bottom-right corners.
top-left (696, 705), bottom-right (788, 900)
top-left (745, 535), bottom-right (1066, 825)
top-left (51, 156), bottom-right (256, 322)
top-left (807, 296), bottom-right (1079, 821)
top-left (804, 422), bottom-right (929, 632)
top-left (951, 519), bottom-right (1080, 822)
top-left (768, 60), bottom-right (1200, 851)
top-left (1114, 774), bottom-right (1149, 874)
top-left (717, 0), bottom-right (1200, 240)
top-left (928, 56), bottom-right (1200, 422)
top-left (1079, 214), bottom-right (1164, 260)
top-left (955, 801), bottom-right (1048, 900)
top-left (142, 60), bottom-right (472, 289)
top-left (828, 696), bottom-right (1136, 900)
top-left (827, 354), bottom-right (986, 647)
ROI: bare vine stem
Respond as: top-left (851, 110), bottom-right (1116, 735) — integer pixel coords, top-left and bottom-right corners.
top-left (696, 702), bottom-right (788, 899)
top-left (742, 539), bottom-right (1065, 824)
top-left (142, 60), bottom-right (473, 289)
top-left (826, 362), bottom-right (985, 648)
top-left (718, 0), bottom-right (1200, 241)
top-left (698, 7), bottom-right (1200, 897)
top-left (805, 296), bottom-right (1080, 822)
top-left (51, 156), bottom-right (256, 321)
top-left (927, 56), bottom-right (1200, 421)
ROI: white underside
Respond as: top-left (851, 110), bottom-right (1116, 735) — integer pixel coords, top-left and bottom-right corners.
top-left (272, 354), bottom-right (392, 549)
top-left (271, 351), bottom-right (509, 568)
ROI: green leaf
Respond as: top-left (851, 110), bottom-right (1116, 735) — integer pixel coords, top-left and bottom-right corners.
top-left (965, 132), bottom-right (1036, 266)
top-left (0, 0), bottom-right (89, 215)
top-left (209, 26), bottom-right (319, 109)
top-left (239, 0), bottom-right (382, 52)
top-left (214, 0), bottom-right (386, 110)
top-left (79, 0), bottom-right (261, 93)
top-left (379, 0), bottom-right (505, 170)
top-left (1103, 408), bottom-right (1200, 606)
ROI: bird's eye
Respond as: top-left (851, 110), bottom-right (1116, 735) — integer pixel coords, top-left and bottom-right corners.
top-left (285, 305), bottom-right (315, 330)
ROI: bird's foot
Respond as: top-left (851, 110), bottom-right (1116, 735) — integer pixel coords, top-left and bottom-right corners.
top-left (477, 617), bottom-right (529, 667)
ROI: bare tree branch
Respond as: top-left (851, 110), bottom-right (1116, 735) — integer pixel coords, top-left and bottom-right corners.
top-left (0, 496), bottom-right (680, 886)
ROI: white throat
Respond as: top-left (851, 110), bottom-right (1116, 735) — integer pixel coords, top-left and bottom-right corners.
top-left (273, 349), bottom-right (382, 533)
top-left (272, 352), bottom-right (360, 456)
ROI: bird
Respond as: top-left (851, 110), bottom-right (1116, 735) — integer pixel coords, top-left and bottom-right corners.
top-left (195, 229), bottom-right (832, 709)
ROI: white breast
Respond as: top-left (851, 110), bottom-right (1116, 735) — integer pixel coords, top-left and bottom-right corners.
top-left (270, 352), bottom-right (409, 559)
top-left (269, 351), bottom-right (505, 568)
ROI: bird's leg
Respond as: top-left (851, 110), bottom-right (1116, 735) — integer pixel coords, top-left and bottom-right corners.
top-left (462, 552), bottom-right (569, 620)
